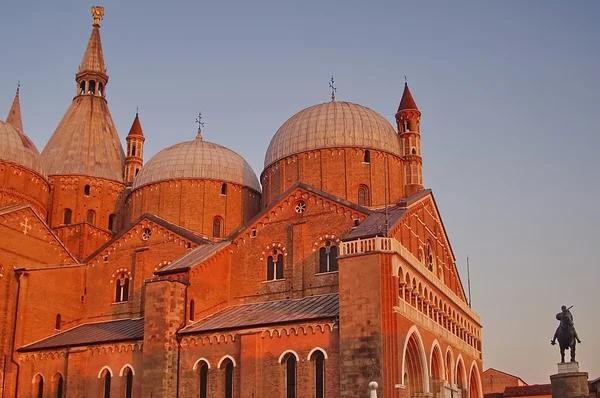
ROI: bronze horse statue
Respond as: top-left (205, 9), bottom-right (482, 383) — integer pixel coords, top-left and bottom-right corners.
top-left (551, 305), bottom-right (581, 363)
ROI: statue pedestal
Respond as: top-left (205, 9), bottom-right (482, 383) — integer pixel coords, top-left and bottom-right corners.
top-left (550, 362), bottom-right (589, 398)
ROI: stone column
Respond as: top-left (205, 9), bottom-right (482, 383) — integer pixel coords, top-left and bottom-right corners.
top-left (550, 362), bottom-right (589, 398)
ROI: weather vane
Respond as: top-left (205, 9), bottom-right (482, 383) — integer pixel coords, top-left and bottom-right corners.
top-left (91, 6), bottom-right (105, 26)
top-left (195, 112), bottom-right (204, 140)
top-left (329, 76), bottom-right (337, 102)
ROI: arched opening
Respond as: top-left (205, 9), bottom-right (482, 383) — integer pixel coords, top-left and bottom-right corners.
top-left (55, 314), bottom-right (61, 330)
top-left (131, 144), bottom-right (136, 157)
top-left (86, 210), bottom-right (96, 225)
top-left (108, 214), bottom-right (116, 232)
top-left (223, 359), bottom-right (234, 398)
top-left (189, 300), bottom-right (195, 322)
top-left (122, 367), bottom-right (133, 398)
top-left (84, 184), bottom-right (91, 196)
top-left (79, 81), bottom-right (86, 95)
top-left (221, 183), bottom-right (227, 195)
top-left (33, 374), bottom-right (44, 398)
top-left (456, 358), bottom-right (467, 393)
top-left (311, 350), bottom-right (325, 398)
top-left (267, 250), bottom-right (284, 281)
top-left (115, 273), bottom-right (130, 303)
top-left (284, 353), bottom-right (297, 398)
top-left (98, 82), bottom-right (104, 97)
top-left (431, 344), bottom-right (444, 394)
top-left (318, 241), bottom-right (338, 273)
top-left (63, 208), bottom-right (72, 225)
top-left (54, 373), bottom-right (64, 398)
top-left (213, 217), bottom-right (223, 238)
top-left (445, 350), bottom-right (453, 385)
top-left (403, 330), bottom-right (428, 397)
top-left (469, 364), bottom-right (482, 398)
top-left (358, 185), bottom-right (370, 206)
top-left (89, 80), bottom-right (96, 95)
top-left (363, 150), bottom-right (371, 163)
top-left (412, 148), bottom-right (417, 154)
top-left (101, 368), bottom-right (111, 398)
top-left (197, 361), bottom-right (209, 398)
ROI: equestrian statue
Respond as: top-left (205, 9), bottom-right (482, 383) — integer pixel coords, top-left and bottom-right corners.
top-left (551, 305), bottom-right (582, 363)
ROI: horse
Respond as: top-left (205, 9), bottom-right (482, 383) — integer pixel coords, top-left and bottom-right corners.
top-left (555, 311), bottom-right (577, 363)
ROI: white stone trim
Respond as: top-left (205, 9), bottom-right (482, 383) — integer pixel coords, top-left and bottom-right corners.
top-left (217, 355), bottom-right (236, 368)
top-left (97, 366), bottom-right (113, 378)
top-left (429, 339), bottom-right (445, 379)
top-left (307, 347), bottom-right (328, 360)
top-left (119, 364), bottom-right (135, 376)
top-left (278, 349), bottom-right (300, 364)
top-left (193, 358), bottom-right (211, 370)
top-left (400, 325), bottom-right (430, 393)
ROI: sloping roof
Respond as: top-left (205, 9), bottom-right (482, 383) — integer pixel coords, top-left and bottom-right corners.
top-left (504, 385), bottom-right (551, 397)
top-left (180, 294), bottom-right (339, 334)
top-left (127, 113), bottom-right (144, 138)
top-left (78, 25), bottom-right (106, 76)
top-left (484, 393), bottom-right (504, 398)
top-left (483, 368), bottom-right (528, 386)
top-left (6, 85), bottom-right (23, 133)
top-left (397, 83), bottom-right (419, 112)
top-left (156, 240), bottom-right (230, 275)
top-left (84, 213), bottom-right (209, 262)
top-left (19, 318), bottom-right (144, 352)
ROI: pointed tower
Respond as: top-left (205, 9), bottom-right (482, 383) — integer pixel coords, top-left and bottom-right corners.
top-left (396, 82), bottom-right (423, 197)
top-left (124, 111), bottom-right (145, 183)
top-left (41, 7), bottom-right (126, 239)
top-left (6, 84), bottom-right (24, 132)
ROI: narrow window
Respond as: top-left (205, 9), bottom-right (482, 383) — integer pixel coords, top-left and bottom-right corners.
top-left (224, 360), bottom-right (234, 398)
top-left (84, 185), bottom-right (91, 196)
top-left (124, 368), bottom-right (133, 398)
top-left (267, 256), bottom-right (275, 281)
top-left (412, 148), bottom-right (417, 155)
top-left (63, 208), bottom-right (72, 225)
top-left (318, 241), bottom-right (338, 273)
top-left (328, 245), bottom-right (338, 272)
top-left (80, 81), bottom-right (86, 95)
top-left (199, 362), bottom-right (208, 398)
top-left (34, 374), bottom-right (44, 398)
top-left (102, 369), bottom-right (111, 398)
top-left (313, 351), bottom-right (325, 398)
top-left (135, 168), bottom-right (140, 176)
top-left (358, 185), bottom-right (370, 206)
top-left (89, 80), bottom-right (96, 95)
top-left (318, 247), bottom-right (327, 273)
top-left (108, 214), bottom-right (116, 232)
top-left (98, 82), bottom-right (104, 97)
top-left (221, 183), bottom-right (227, 195)
top-left (115, 273), bottom-right (130, 302)
top-left (189, 300), bottom-right (195, 322)
top-left (86, 210), bottom-right (96, 225)
top-left (276, 254), bottom-right (284, 280)
top-left (131, 144), bottom-right (136, 157)
top-left (363, 150), bottom-right (370, 163)
top-left (56, 375), bottom-right (64, 398)
top-left (213, 217), bottom-right (223, 238)
top-left (55, 314), bottom-right (61, 330)
top-left (285, 355), bottom-right (297, 398)
top-left (406, 120), bottom-right (411, 131)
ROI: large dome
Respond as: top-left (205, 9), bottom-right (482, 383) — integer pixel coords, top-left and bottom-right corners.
top-left (264, 101), bottom-right (402, 169)
top-left (132, 137), bottom-right (261, 192)
top-left (0, 120), bottom-right (46, 177)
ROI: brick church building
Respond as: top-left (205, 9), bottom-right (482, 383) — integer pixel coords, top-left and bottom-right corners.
top-left (0, 8), bottom-right (483, 398)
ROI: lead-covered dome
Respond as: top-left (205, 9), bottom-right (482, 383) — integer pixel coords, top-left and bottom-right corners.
top-left (132, 137), bottom-right (261, 192)
top-left (0, 120), bottom-right (46, 177)
top-left (264, 101), bottom-right (402, 169)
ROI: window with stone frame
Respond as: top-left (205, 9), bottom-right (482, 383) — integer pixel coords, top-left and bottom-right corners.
top-left (198, 361), bottom-right (208, 398)
top-left (358, 185), bottom-right (370, 206)
top-left (224, 359), bottom-right (234, 398)
top-left (123, 367), bottom-right (133, 398)
top-left (86, 210), bottom-right (96, 225)
top-left (312, 351), bottom-right (326, 398)
top-left (115, 273), bottom-right (130, 302)
top-left (266, 250), bottom-right (284, 281)
top-left (284, 353), bottom-right (297, 398)
top-left (101, 369), bottom-right (111, 398)
top-left (63, 208), bottom-right (72, 225)
top-left (33, 374), bottom-right (44, 398)
top-left (318, 241), bottom-right (338, 273)
top-left (426, 241), bottom-right (435, 272)
top-left (213, 216), bottom-right (223, 238)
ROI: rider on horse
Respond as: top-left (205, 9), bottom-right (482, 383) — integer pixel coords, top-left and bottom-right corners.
top-left (551, 305), bottom-right (581, 346)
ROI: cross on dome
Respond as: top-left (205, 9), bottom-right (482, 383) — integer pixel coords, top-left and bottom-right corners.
top-left (195, 112), bottom-right (204, 140)
top-left (329, 76), bottom-right (337, 102)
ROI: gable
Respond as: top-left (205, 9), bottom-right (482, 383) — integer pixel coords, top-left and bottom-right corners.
top-left (0, 205), bottom-right (77, 267)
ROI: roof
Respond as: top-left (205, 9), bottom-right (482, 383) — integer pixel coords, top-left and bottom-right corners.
top-left (77, 24), bottom-right (107, 76)
top-left (180, 294), bottom-right (338, 334)
top-left (19, 318), bottom-right (144, 352)
top-left (343, 189), bottom-right (431, 241)
top-left (84, 213), bottom-right (209, 262)
top-left (155, 240), bottom-right (230, 275)
top-left (504, 385), bottom-right (551, 397)
top-left (0, 120), bottom-right (46, 178)
top-left (132, 137), bottom-right (260, 192)
top-left (6, 85), bottom-right (23, 133)
top-left (483, 368), bottom-right (528, 386)
top-left (127, 113), bottom-right (144, 138)
top-left (484, 393), bottom-right (504, 398)
top-left (264, 101), bottom-right (402, 169)
top-left (397, 83), bottom-right (419, 112)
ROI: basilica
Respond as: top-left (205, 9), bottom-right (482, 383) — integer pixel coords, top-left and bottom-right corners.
top-left (0, 8), bottom-right (483, 398)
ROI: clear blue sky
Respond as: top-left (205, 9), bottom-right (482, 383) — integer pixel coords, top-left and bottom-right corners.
top-left (1, 0), bottom-right (598, 383)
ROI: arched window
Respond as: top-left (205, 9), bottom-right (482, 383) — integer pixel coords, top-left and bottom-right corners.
top-left (84, 184), bottom-right (91, 196)
top-left (131, 144), bottom-right (136, 157)
top-left (189, 300), bottom-right (195, 322)
top-left (406, 120), bottom-right (412, 131)
top-left (285, 354), bottom-right (297, 398)
top-left (108, 214), bottom-right (116, 232)
top-left (318, 241), bottom-right (338, 273)
top-left (55, 314), bottom-right (61, 330)
top-left (199, 361), bottom-right (208, 398)
top-left (55, 374), bottom-right (64, 398)
top-left (213, 217), bottom-right (223, 238)
top-left (123, 367), bottom-right (133, 398)
top-left (312, 351), bottom-right (325, 398)
top-left (89, 80), bottom-right (96, 95)
top-left (63, 208), bottom-right (72, 225)
top-left (266, 250), bottom-right (284, 281)
top-left (86, 210), bottom-right (96, 225)
top-left (412, 148), bottom-right (417, 155)
top-left (98, 82), bottom-right (104, 97)
top-left (80, 81), bottom-right (86, 95)
top-left (426, 241), bottom-right (435, 272)
top-left (101, 369), bottom-right (111, 398)
top-left (33, 374), bottom-right (44, 398)
top-left (115, 273), bottom-right (130, 302)
top-left (135, 168), bottom-right (140, 176)
top-left (224, 360), bottom-right (234, 398)
top-left (358, 185), bottom-right (370, 206)
top-left (221, 183), bottom-right (227, 195)
top-left (363, 150), bottom-right (371, 163)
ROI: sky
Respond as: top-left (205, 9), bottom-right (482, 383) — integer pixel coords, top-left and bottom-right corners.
top-left (1, 0), bottom-right (599, 384)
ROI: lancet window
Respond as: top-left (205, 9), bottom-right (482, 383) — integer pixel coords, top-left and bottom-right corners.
top-left (266, 250), bottom-right (284, 281)
top-left (115, 273), bottom-right (130, 303)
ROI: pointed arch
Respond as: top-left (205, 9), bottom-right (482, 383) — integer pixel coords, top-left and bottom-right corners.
top-left (97, 366), bottom-right (114, 378)
top-left (193, 358), bottom-right (211, 370)
top-left (278, 349), bottom-right (300, 364)
top-left (456, 355), bottom-right (467, 389)
top-left (469, 361), bottom-right (483, 398)
top-left (217, 355), bottom-right (237, 368)
top-left (445, 347), bottom-right (455, 385)
top-left (32, 373), bottom-right (44, 398)
top-left (430, 340), bottom-right (444, 380)
top-left (400, 325), bottom-right (430, 394)
top-left (307, 347), bottom-right (329, 360)
top-left (119, 364), bottom-right (135, 376)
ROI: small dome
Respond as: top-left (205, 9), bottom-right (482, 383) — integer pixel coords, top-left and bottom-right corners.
top-left (264, 101), bottom-right (402, 169)
top-left (132, 138), bottom-right (260, 192)
top-left (0, 120), bottom-right (46, 177)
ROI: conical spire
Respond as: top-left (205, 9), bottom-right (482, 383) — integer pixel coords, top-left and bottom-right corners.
top-left (397, 82), bottom-right (418, 112)
top-left (78, 25), bottom-right (107, 77)
top-left (127, 111), bottom-right (144, 137)
top-left (6, 83), bottom-right (23, 132)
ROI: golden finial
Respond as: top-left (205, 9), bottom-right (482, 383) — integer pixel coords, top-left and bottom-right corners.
top-left (91, 6), bottom-right (105, 26)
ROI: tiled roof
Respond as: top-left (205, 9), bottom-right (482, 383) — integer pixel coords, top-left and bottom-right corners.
top-left (483, 368), bottom-right (528, 386)
top-left (504, 385), bottom-right (552, 397)
top-left (0, 119), bottom-right (46, 178)
top-left (156, 240), bottom-right (230, 275)
top-left (19, 318), bottom-right (144, 352)
top-left (180, 294), bottom-right (339, 334)
top-left (397, 83), bottom-right (419, 112)
top-left (127, 113), bottom-right (144, 137)
top-left (78, 25), bottom-right (106, 75)
top-left (484, 393), bottom-right (504, 398)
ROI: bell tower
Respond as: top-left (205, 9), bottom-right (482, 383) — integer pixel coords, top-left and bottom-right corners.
top-left (124, 111), bottom-right (145, 183)
top-left (396, 82), bottom-right (423, 197)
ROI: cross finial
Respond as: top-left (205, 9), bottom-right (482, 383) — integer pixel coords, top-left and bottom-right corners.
top-left (404, 76), bottom-right (407, 85)
top-left (136, 106), bottom-right (139, 116)
top-left (91, 6), bottom-right (105, 26)
top-left (195, 112), bottom-right (204, 140)
top-left (329, 76), bottom-right (337, 102)
top-left (16, 81), bottom-right (20, 95)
